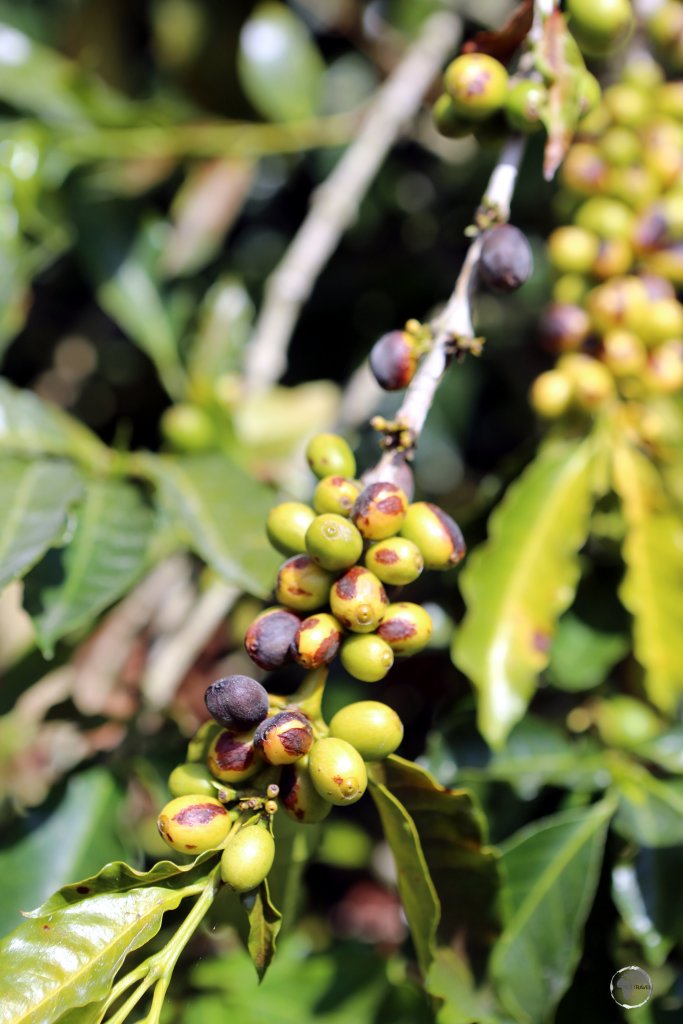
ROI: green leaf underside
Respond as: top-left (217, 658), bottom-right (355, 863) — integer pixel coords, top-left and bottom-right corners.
top-left (613, 443), bottom-right (683, 714)
top-left (142, 453), bottom-right (280, 597)
top-left (0, 378), bottom-right (107, 465)
top-left (23, 478), bottom-right (154, 655)
top-left (0, 457), bottom-right (83, 591)
top-left (454, 436), bottom-right (599, 748)
top-left (243, 879), bottom-right (283, 981)
top-left (611, 758), bottom-right (683, 847)
top-left (0, 886), bottom-right (184, 1024)
top-left (491, 798), bottom-right (615, 1024)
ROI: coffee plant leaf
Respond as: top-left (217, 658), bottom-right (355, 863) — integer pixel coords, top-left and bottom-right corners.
top-left (0, 456), bottom-right (84, 592)
top-left (454, 436), bottom-right (600, 748)
top-left (611, 859), bottom-right (673, 968)
top-left (0, 885), bottom-right (186, 1024)
top-left (23, 478), bottom-right (154, 656)
top-left (610, 757), bottom-right (683, 847)
top-left (53, 1002), bottom-right (108, 1024)
top-left (490, 798), bottom-right (615, 1024)
top-left (0, 378), bottom-right (108, 467)
top-left (613, 442), bottom-right (683, 714)
top-left (426, 947), bottom-right (502, 1024)
top-left (547, 612), bottom-right (629, 692)
top-left (242, 879), bottom-right (283, 981)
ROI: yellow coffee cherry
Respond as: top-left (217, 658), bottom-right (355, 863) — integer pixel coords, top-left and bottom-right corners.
top-left (313, 476), bottom-right (362, 517)
top-left (306, 433), bottom-right (356, 479)
top-left (308, 737), bottom-right (368, 806)
top-left (340, 633), bottom-right (394, 682)
top-left (647, 341), bottom-right (683, 394)
top-left (562, 355), bottom-right (616, 410)
top-left (547, 226), bottom-right (599, 275)
top-left (329, 566), bottom-right (388, 633)
top-left (206, 728), bottom-right (260, 784)
top-left (351, 482), bottom-right (409, 541)
top-left (586, 277), bottom-right (649, 334)
top-left (376, 602), bottom-right (433, 656)
top-left (364, 536), bottom-right (424, 586)
top-left (530, 370), bottom-right (574, 418)
top-left (157, 795), bottom-right (231, 854)
top-left (601, 331), bottom-right (647, 376)
top-left (220, 826), bottom-right (275, 891)
top-left (329, 701), bottom-right (404, 761)
top-left (399, 502), bottom-right (466, 571)
top-left (290, 612), bottom-right (344, 669)
top-left (254, 710), bottom-right (314, 765)
top-left (275, 555), bottom-right (334, 613)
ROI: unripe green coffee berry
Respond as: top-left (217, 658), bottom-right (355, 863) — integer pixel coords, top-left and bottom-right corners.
top-left (552, 274), bottom-right (589, 307)
top-left (504, 80), bottom-right (546, 133)
top-left (599, 125), bottom-right (641, 167)
top-left (574, 197), bottom-right (635, 241)
top-left (186, 720), bottom-right (221, 763)
top-left (266, 502), bottom-right (316, 556)
top-left (161, 404), bottom-right (215, 452)
top-left (548, 226), bottom-right (600, 275)
top-left (561, 355), bottom-right (615, 410)
top-left (432, 93), bottom-right (477, 138)
top-left (377, 602), bottom-right (433, 656)
top-left (205, 675), bottom-right (269, 731)
top-left (399, 502), bottom-right (465, 570)
top-left (275, 555), bottom-right (334, 612)
top-left (244, 607), bottom-right (300, 671)
top-left (157, 795), bottom-right (231, 853)
top-left (648, 2), bottom-right (683, 70)
top-left (306, 433), bottom-right (356, 479)
top-left (586, 277), bottom-right (649, 334)
top-left (308, 737), bottom-right (368, 806)
top-left (577, 72), bottom-right (602, 117)
top-left (254, 710), bottom-right (314, 765)
top-left (330, 566), bottom-right (388, 633)
top-left (280, 759), bottom-right (333, 823)
top-left (220, 826), bottom-right (275, 891)
top-left (340, 633), bottom-right (394, 682)
top-left (567, 0), bottom-right (634, 56)
top-left (530, 370), bottom-right (574, 418)
top-left (169, 763), bottom-right (218, 799)
top-left (329, 701), bottom-right (404, 761)
top-left (364, 536), bottom-right (424, 586)
top-left (313, 475), bottom-right (361, 517)
top-left (603, 83), bottom-right (651, 128)
top-left (351, 481), bottom-right (408, 540)
top-left (305, 513), bottom-right (364, 571)
top-left (207, 728), bottom-right (260, 784)
top-left (443, 53), bottom-right (509, 121)
top-left (291, 612), bottom-right (343, 669)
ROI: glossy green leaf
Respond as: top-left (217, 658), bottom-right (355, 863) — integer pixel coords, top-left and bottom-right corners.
top-left (242, 879), bottom-right (283, 981)
top-left (23, 478), bottom-right (154, 656)
top-left (491, 798), bottom-right (615, 1024)
top-left (454, 436), bottom-right (599, 748)
top-left (141, 452), bottom-right (280, 597)
top-left (612, 860), bottom-right (673, 967)
top-left (548, 613), bottom-right (629, 692)
top-left (610, 758), bottom-right (683, 847)
top-left (187, 275), bottom-right (254, 383)
top-left (0, 885), bottom-right (184, 1024)
top-left (54, 1002), bottom-right (107, 1024)
top-left (613, 443), bottom-right (683, 714)
top-left (635, 726), bottom-right (683, 774)
top-left (0, 457), bottom-right (83, 592)
top-left (0, 379), bottom-right (108, 466)
top-left (426, 948), bottom-right (501, 1024)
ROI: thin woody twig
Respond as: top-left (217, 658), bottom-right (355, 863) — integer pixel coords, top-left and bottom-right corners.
top-left (243, 11), bottom-right (462, 394)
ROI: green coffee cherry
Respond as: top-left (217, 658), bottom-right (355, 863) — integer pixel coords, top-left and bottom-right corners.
top-left (205, 675), bottom-right (269, 731)
top-left (244, 608), bottom-right (300, 671)
top-left (280, 759), bottom-right (332, 823)
top-left (351, 482), bottom-right (408, 541)
top-left (566, 0), bottom-right (634, 56)
top-left (266, 502), bottom-right (316, 556)
top-left (399, 502), bottom-right (465, 571)
top-left (329, 566), bottom-right (388, 633)
top-left (220, 826), bottom-right (275, 891)
top-left (377, 602), bottom-right (433, 656)
top-left (291, 612), bottom-right (343, 669)
top-left (561, 355), bottom-right (615, 410)
top-left (575, 197), bottom-right (635, 242)
top-left (254, 710), bottom-right (314, 765)
top-left (443, 54), bottom-right (508, 121)
top-left (207, 728), bottom-right (260, 784)
top-left (530, 370), bottom-right (574, 418)
top-left (313, 476), bottom-right (361, 517)
top-left (161, 404), bottom-right (215, 452)
top-left (168, 762), bottom-right (218, 799)
top-left (364, 536), bottom-right (424, 586)
top-left (504, 80), bottom-right (546, 133)
top-left (329, 701), bottom-right (404, 761)
top-left (340, 633), bottom-right (394, 682)
top-left (547, 226), bottom-right (600, 275)
top-left (157, 795), bottom-right (231, 853)
top-left (306, 433), bottom-right (356, 479)
top-left (432, 93), bottom-right (477, 139)
top-left (275, 555), bottom-right (334, 612)
top-left (305, 513), bottom-right (364, 571)
top-left (186, 720), bottom-right (221, 763)
top-left (308, 737), bottom-right (368, 806)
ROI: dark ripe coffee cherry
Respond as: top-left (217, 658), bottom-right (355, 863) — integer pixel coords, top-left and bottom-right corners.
top-left (266, 502), bottom-right (316, 556)
top-left (329, 701), bottom-right (404, 761)
top-left (548, 226), bottom-right (599, 275)
top-left (205, 675), bottom-right (269, 731)
top-left (308, 737), bottom-right (368, 806)
top-left (432, 93), bottom-right (477, 138)
top-left (313, 475), bottom-right (361, 517)
top-left (305, 513), bottom-right (364, 571)
top-left (220, 826), bottom-right (275, 891)
top-left (530, 370), bottom-right (573, 418)
top-left (340, 633), bottom-right (394, 682)
top-left (478, 225), bottom-right (533, 294)
top-left (306, 433), bottom-right (356, 480)
top-left (399, 501), bottom-right (465, 571)
top-left (168, 762), bottom-right (219, 799)
top-left (504, 80), bottom-right (546, 133)
top-left (254, 710), bottom-right (314, 765)
top-left (567, 0), bottom-right (634, 56)
top-left (157, 795), bottom-right (231, 853)
top-left (369, 331), bottom-right (418, 391)
top-left (244, 607), bottom-right (300, 671)
top-left (186, 720), bottom-right (221, 763)
top-left (207, 728), bottom-right (260, 784)
top-left (351, 481), bottom-right (408, 541)
top-left (330, 566), bottom-right (388, 634)
top-left (280, 759), bottom-right (333, 823)
top-left (291, 612), bottom-right (343, 669)
top-left (377, 602), bottom-right (433, 656)
top-left (443, 53), bottom-right (508, 121)
top-left (539, 303), bottom-right (592, 352)
top-left (275, 555), bottom-right (334, 612)
top-left (364, 536), bottom-right (424, 586)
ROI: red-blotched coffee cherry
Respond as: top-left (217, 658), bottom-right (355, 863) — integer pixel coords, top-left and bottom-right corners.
top-left (369, 331), bottom-right (419, 391)
top-left (306, 433), bottom-right (356, 479)
top-left (266, 502), bottom-right (316, 556)
top-left (313, 476), bottom-right (361, 517)
top-left (567, 0), bottom-right (634, 56)
top-left (561, 144), bottom-right (610, 195)
top-left (244, 608), bottom-right (300, 671)
top-left (530, 370), bottom-right (574, 418)
top-left (305, 513), bottom-right (363, 571)
top-left (586, 277), bottom-right (649, 335)
top-left (329, 701), bottom-right (404, 761)
top-left (364, 536), bottom-right (424, 586)
top-left (279, 759), bottom-right (332, 823)
top-left (207, 728), bottom-right (260, 784)
top-left (478, 225), bottom-right (534, 293)
top-left (443, 53), bottom-right (508, 121)
top-left (275, 555), bottom-right (334, 613)
top-left (290, 612), bottom-right (343, 669)
top-left (377, 602), bottom-right (433, 656)
top-left (330, 566), bottom-right (388, 633)
top-left (539, 303), bottom-right (592, 352)
top-left (351, 482), bottom-right (408, 541)
top-left (220, 826), bottom-right (275, 891)
top-left (157, 795), bottom-right (231, 853)
top-left (205, 675), bottom-right (269, 731)
top-left (254, 710), bottom-right (314, 765)
top-left (340, 633), bottom-right (394, 682)
top-left (504, 80), bottom-right (546, 133)
top-left (399, 501), bottom-right (465, 571)
top-left (308, 737), bottom-right (368, 805)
